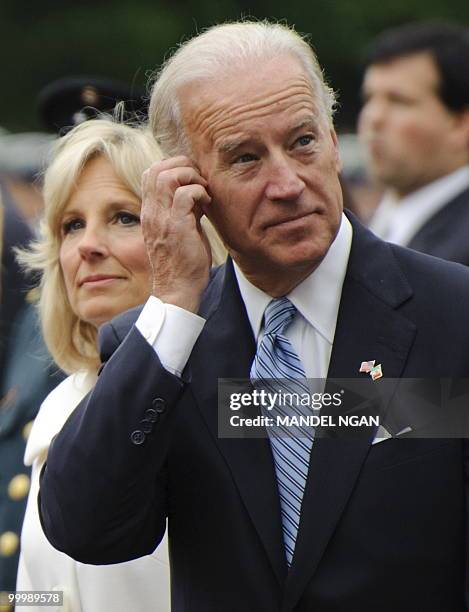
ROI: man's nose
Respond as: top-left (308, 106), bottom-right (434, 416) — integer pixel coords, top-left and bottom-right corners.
top-left (77, 225), bottom-right (109, 259)
top-left (265, 157), bottom-right (305, 201)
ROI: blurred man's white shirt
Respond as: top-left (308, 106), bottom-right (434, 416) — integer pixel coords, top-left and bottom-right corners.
top-left (369, 165), bottom-right (469, 245)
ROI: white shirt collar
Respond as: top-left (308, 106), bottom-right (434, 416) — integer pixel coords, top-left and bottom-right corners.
top-left (369, 165), bottom-right (469, 246)
top-left (233, 213), bottom-right (353, 344)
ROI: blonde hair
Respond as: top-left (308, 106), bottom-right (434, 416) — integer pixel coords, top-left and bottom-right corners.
top-left (149, 20), bottom-right (337, 156)
top-left (18, 117), bottom-right (226, 374)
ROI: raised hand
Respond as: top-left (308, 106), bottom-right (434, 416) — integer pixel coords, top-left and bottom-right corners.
top-left (141, 156), bottom-right (213, 313)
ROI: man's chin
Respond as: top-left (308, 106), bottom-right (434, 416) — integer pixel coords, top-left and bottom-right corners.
top-left (260, 244), bottom-right (328, 276)
top-left (230, 235), bottom-right (332, 275)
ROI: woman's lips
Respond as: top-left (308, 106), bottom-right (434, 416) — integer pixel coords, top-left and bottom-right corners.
top-left (79, 275), bottom-right (125, 287)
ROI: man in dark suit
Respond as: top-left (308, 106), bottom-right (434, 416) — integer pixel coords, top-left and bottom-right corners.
top-left (39, 21), bottom-right (469, 611)
top-left (359, 22), bottom-right (469, 264)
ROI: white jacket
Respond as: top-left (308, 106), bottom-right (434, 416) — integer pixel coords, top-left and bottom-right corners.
top-left (16, 371), bottom-right (171, 612)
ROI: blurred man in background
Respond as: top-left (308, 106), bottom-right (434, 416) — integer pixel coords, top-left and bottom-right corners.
top-left (358, 22), bottom-right (469, 263)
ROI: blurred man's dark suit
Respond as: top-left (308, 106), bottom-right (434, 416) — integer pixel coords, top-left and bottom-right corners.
top-left (39, 214), bottom-right (469, 612)
top-left (407, 185), bottom-right (469, 265)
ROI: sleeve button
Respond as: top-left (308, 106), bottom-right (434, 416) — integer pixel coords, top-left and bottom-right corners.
top-left (151, 398), bottom-right (166, 413)
top-left (144, 408), bottom-right (159, 423)
top-left (130, 430), bottom-right (146, 445)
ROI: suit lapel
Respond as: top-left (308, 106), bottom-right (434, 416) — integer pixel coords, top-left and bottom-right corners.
top-left (284, 216), bottom-right (417, 610)
top-left (188, 260), bottom-right (288, 586)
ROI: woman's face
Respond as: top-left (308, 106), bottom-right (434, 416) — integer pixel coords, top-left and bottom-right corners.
top-left (59, 155), bottom-right (152, 328)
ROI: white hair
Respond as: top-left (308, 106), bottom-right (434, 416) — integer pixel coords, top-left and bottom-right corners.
top-left (149, 20), bottom-right (337, 156)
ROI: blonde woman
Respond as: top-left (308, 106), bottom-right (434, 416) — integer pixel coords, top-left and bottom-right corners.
top-left (16, 117), bottom-right (225, 612)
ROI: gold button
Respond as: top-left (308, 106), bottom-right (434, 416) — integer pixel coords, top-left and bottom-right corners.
top-left (22, 420), bottom-right (34, 441)
top-left (8, 474), bottom-right (30, 500)
top-left (0, 590), bottom-right (13, 611)
top-left (0, 532), bottom-right (19, 556)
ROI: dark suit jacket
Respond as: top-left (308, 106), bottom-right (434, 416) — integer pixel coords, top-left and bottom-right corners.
top-left (39, 215), bottom-right (469, 611)
top-left (407, 185), bottom-right (469, 265)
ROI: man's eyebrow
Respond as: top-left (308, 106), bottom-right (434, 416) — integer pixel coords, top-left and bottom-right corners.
top-left (291, 117), bottom-right (318, 132)
top-left (216, 117), bottom-right (320, 156)
top-left (217, 138), bottom-right (251, 155)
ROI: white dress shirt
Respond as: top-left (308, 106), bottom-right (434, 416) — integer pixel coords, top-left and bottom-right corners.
top-left (369, 165), bottom-right (469, 246)
top-left (136, 213), bottom-right (353, 379)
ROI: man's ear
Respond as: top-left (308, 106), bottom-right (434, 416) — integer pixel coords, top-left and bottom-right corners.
top-left (330, 129), bottom-right (342, 173)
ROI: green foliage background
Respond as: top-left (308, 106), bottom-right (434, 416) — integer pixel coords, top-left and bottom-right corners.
top-left (2, 0), bottom-right (468, 132)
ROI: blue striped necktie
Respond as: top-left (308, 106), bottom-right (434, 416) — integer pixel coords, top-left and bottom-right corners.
top-left (250, 297), bottom-right (314, 566)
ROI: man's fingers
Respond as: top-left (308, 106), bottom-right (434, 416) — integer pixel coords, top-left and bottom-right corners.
top-left (141, 156), bottom-right (212, 275)
top-left (142, 156), bottom-right (204, 192)
top-left (149, 156), bottom-right (197, 173)
top-left (156, 167), bottom-right (207, 193)
top-left (140, 156), bottom-right (212, 313)
top-left (143, 163), bottom-right (208, 212)
top-left (171, 184), bottom-right (212, 220)
top-left (141, 184), bottom-right (211, 233)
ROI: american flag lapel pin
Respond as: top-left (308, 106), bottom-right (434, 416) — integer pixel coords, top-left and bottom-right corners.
top-left (359, 360), bottom-right (375, 373)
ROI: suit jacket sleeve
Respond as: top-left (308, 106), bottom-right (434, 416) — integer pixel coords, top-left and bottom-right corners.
top-left (39, 322), bottom-right (185, 564)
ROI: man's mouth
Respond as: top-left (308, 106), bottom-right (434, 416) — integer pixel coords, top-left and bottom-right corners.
top-left (265, 212), bottom-right (315, 229)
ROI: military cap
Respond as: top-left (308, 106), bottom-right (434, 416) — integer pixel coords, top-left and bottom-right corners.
top-left (37, 76), bottom-right (148, 133)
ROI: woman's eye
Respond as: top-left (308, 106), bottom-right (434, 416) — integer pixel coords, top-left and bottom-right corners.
top-left (116, 212), bottom-right (140, 225)
top-left (62, 218), bottom-right (84, 234)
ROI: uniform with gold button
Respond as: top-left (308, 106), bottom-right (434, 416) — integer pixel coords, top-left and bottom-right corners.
top-left (0, 304), bottom-right (64, 592)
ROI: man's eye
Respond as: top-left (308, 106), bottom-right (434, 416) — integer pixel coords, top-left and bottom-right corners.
top-left (234, 153), bottom-right (257, 164)
top-left (388, 94), bottom-right (415, 106)
top-left (115, 212), bottom-right (140, 225)
top-left (62, 218), bottom-right (84, 235)
top-left (295, 135), bottom-right (315, 148)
